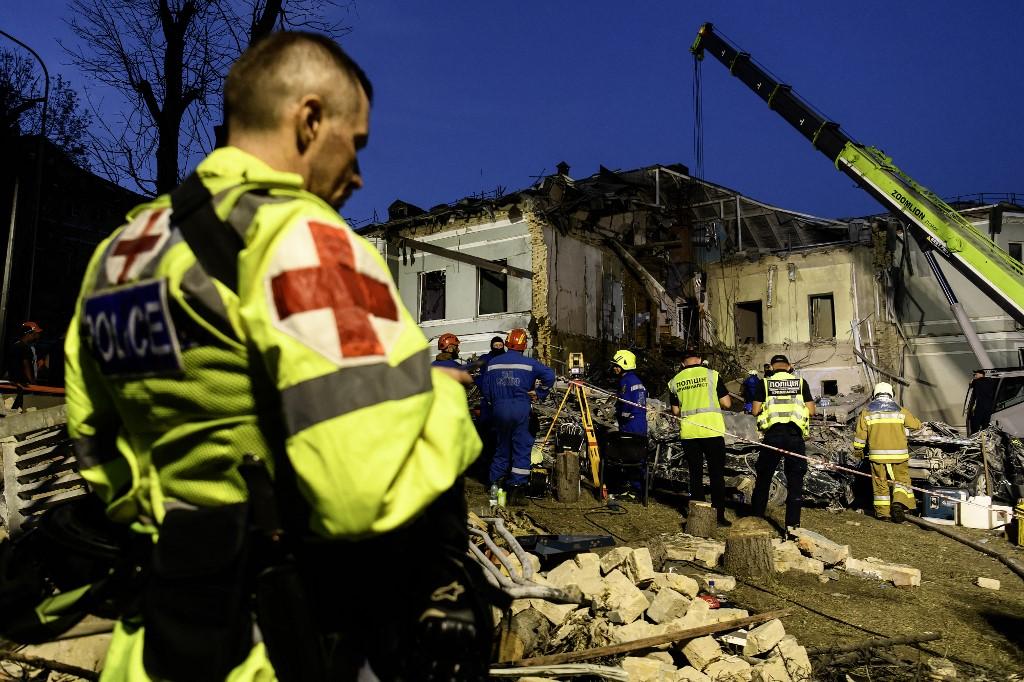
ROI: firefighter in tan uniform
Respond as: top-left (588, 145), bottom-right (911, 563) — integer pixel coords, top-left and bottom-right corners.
top-left (853, 382), bottom-right (922, 522)
top-left (63, 32), bottom-right (485, 681)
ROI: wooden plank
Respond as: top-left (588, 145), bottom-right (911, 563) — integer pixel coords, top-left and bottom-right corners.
top-left (392, 237), bottom-right (533, 279)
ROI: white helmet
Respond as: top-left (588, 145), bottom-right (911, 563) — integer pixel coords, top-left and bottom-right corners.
top-left (748, 369), bottom-right (758, 375)
top-left (873, 382), bottom-right (894, 398)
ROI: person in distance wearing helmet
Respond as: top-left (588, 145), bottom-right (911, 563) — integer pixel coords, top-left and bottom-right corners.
top-left (852, 382), bottom-right (922, 523)
top-left (742, 369), bottom-right (760, 414)
top-left (479, 328), bottom-right (554, 504)
top-left (432, 332), bottom-right (472, 385)
top-left (611, 350), bottom-right (648, 436)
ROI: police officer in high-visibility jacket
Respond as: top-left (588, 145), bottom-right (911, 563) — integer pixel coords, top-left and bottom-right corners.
top-left (751, 354), bottom-right (815, 531)
top-left (64, 33), bottom-right (483, 682)
top-left (853, 382), bottom-right (922, 523)
top-left (668, 349), bottom-right (732, 526)
top-left (612, 350), bottom-right (647, 436)
top-left (481, 328), bottom-right (555, 503)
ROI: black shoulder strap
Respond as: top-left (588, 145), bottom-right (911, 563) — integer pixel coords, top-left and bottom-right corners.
top-left (170, 173), bottom-right (244, 293)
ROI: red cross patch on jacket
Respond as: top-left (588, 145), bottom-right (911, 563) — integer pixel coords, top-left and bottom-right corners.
top-left (266, 219), bottom-right (404, 365)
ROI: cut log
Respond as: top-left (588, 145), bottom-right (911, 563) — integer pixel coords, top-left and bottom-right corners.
top-left (498, 608), bottom-right (551, 663)
top-left (685, 501), bottom-right (717, 538)
top-left (724, 529), bottom-right (776, 580)
top-left (554, 450), bottom-right (580, 502)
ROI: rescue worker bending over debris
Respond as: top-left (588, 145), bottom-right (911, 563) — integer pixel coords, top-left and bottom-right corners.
top-left (63, 32), bottom-right (486, 681)
top-left (481, 328), bottom-right (554, 504)
top-left (742, 369), bottom-right (759, 414)
top-left (751, 354), bottom-right (815, 533)
top-left (853, 382), bottom-right (922, 523)
top-left (669, 348), bottom-right (732, 527)
top-left (433, 331), bottom-right (473, 385)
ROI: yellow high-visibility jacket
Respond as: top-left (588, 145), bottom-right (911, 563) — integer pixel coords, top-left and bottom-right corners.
top-left (65, 146), bottom-right (481, 539)
top-left (853, 397), bottom-right (922, 463)
top-left (668, 366), bottom-right (725, 440)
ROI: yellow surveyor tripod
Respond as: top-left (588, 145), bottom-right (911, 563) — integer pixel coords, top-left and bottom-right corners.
top-left (541, 353), bottom-right (602, 491)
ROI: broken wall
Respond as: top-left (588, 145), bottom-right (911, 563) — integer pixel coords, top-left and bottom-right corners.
top-left (706, 246), bottom-right (892, 395)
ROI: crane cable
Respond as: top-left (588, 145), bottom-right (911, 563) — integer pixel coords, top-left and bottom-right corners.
top-left (550, 379), bottom-right (1021, 520)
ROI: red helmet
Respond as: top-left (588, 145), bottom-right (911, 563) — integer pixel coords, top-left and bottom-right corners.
top-left (437, 332), bottom-right (460, 352)
top-left (506, 328), bottom-right (529, 351)
top-left (20, 321), bottom-right (42, 335)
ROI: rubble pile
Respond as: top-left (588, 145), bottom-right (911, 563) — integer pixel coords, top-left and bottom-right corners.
top-left (504, 546), bottom-right (814, 681)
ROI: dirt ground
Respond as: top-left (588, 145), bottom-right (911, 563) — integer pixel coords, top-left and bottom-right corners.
top-left (466, 477), bottom-right (1024, 678)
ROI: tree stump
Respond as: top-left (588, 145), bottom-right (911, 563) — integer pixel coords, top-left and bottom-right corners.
top-left (724, 529), bottom-right (776, 580)
top-left (497, 608), bottom-right (551, 662)
top-left (686, 501), bottom-right (717, 538)
top-left (555, 450), bottom-right (580, 502)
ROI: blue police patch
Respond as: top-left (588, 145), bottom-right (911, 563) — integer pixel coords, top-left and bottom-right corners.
top-left (82, 279), bottom-right (183, 378)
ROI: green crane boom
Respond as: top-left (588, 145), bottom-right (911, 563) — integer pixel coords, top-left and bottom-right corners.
top-left (690, 23), bottom-right (1024, 337)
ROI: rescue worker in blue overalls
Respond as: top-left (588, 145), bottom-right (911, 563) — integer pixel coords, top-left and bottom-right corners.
top-left (432, 332), bottom-right (472, 385)
top-left (612, 350), bottom-right (647, 436)
top-left (481, 328), bottom-right (555, 504)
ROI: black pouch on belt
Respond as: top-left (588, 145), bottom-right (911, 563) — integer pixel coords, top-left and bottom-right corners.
top-left (142, 503), bottom-right (252, 682)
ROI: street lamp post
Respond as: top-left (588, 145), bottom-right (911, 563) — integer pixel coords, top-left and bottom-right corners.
top-left (0, 30), bottom-right (49, 344)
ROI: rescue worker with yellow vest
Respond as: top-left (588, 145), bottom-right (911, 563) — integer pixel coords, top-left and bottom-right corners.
top-left (62, 32), bottom-right (485, 682)
top-left (751, 354), bottom-right (815, 531)
top-left (853, 382), bottom-right (922, 523)
top-left (668, 349), bottom-right (732, 526)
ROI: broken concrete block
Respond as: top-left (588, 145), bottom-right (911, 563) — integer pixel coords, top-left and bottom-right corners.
top-left (704, 655), bottom-right (752, 681)
top-left (708, 608), bottom-right (750, 624)
top-left (611, 618), bottom-right (659, 645)
top-left (600, 546), bottom-right (633, 574)
top-left (976, 577), bottom-right (1000, 590)
top-left (575, 552), bottom-right (602, 574)
top-left (771, 540), bottom-right (825, 575)
top-left (675, 666), bottom-right (713, 682)
top-left (626, 547), bottom-right (657, 583)
top-left (549, 608), bottom-right (590, 646)
top-left (668, 595), bottom-right (713, 632)
top-left (790, 527), bottom-right (850, 565)
top-left (681, 635), bottom-right (723, 671)
top-left (742, 619), bottom-right (786, 656)
top-left (751, 657), bottom-right (792, 682)
top-left (663, 534), bottom-right (726, 568)
top-left (596, 569), bottom-right (649, 624)
top-left (647, 587), bottom-right (691, 624)
top-left (842, 557), bottom-right (921, 587)
top-left (701, 573), bottom-right (737, 592)
top-left (510, 598), bottom-right (532, 615)
top-left (925, 657), bottom-right (958, 680)
top-left (527, 599), bottom-right (577, 627)
top-left (769, 636), bottom-right (812, 680)
top-left (645, 652), bottom-right (675, 665)
top-left (622, 656), bottom-right (677, 682)
top-left (545, 559), bottom-right (581, 589)
top-left (666, 572), bottom-right (701, 597)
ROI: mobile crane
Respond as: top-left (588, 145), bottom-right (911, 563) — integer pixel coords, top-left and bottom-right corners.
top-left (690, 23), bottom-right (1024, 435)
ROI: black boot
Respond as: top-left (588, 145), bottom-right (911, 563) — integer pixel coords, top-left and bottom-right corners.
top-left (716, 510), bottom-right (732, 527)
top-left (891, 502), bottom-right (907, 524)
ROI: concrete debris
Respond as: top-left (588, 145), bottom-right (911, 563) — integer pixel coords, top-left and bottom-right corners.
top-left (708, 608), bottom-right (751, 624)
top-left (595, 569), bottom-right (649, 624)
top-left (704, 655), bottom-right (753, 681)
top-left (975, 577), bottom-right (1000, 590)
top-left (675, 666), bottom-right (713, 682)
top-left (742, 619), bottom-right (786, 656)
top-left (526, 599), bottom-right (578, 627)
top-left (645, 651), bottom-right (675, 665)
top-left (600, 546), bottom-right (633, 575)
top-left (682, 635), bottom-right (724, 671)
top-left (646, 587), bottom-right (691, 624)
top-left (751, 657), bottom-right (793, 682)
top-left (701, 574), bottom-right (737, 592)
top-left (789, 527), bottom-right (850, 565)
top-left (771, 540), bottom-right (825, 575)
top-left (663, 533), bottom-right (726, 568)
top-left (622, 656), bottom-right (677, 682)
top-left (542, 557), bottom-right (603, 599)
top-left (611, 618), bottom-right (659, 645)
top-left (668, 594), bottom-right (713, 631)
top-left (575, 552), bottom-right (602, 574)
top-left (925, 657), bottom-right (958, 680)
top-left (650, 572), bottom-right (701, 598)
top-left (842, 556), bottom-right (921, 587)
top-left (625, 547), bottom-right (657, 583)
top-left (544, 559), bottom-right (581, 589)
top-left (768, 635), bottom-right (812, 680)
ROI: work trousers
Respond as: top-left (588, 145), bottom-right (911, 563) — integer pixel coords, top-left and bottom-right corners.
top-left (752, 429), bottom-right (808, 528)
top-left (490, 402), bottom-right (534, 486)
top-left (870, 459), bottom-right (915, 518)
top-left (682, 436), bottom-right (727, 513)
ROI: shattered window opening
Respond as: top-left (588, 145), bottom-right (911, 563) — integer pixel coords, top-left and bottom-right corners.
top-left (419, 270), bottom-right (446, 322)
top-left (735, 300), bottom-right (764, 344)
top-left (809, 293), bottom-right (836, 339)
top-left (1009, 242), bottom-right (1022, 264)
top-left (478, 260), bottom-right (508, 315)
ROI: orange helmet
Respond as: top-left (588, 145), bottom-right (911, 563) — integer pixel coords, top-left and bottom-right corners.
top-left (437, 332), bottom-right (460, 352)
top-left (506, 328), bottom-right (529, 351)
top-left (20, 321), bottom-right (42, 335)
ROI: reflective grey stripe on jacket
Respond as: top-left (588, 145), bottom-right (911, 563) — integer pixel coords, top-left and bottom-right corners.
top-left (678, 370), bottom-right (720, 417)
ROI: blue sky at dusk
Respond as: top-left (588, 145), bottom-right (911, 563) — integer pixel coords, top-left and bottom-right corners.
top-left (2, 1), bottom-right (1021, 225)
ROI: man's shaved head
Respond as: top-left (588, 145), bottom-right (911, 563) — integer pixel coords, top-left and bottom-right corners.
top-left (224, 31), bottom-right (372, 132)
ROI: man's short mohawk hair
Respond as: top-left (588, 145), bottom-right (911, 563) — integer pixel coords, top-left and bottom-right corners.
top-left (224, 31), bottom-right (372, 131)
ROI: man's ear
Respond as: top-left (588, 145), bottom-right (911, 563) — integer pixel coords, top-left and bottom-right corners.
top-left (294, 95), bottom-right (323, 153)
